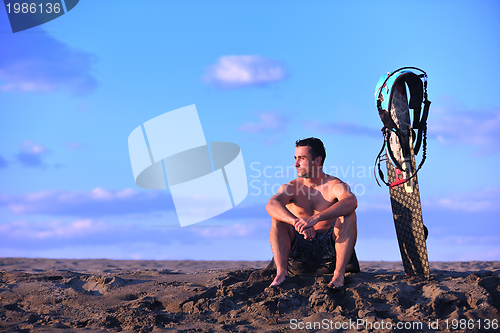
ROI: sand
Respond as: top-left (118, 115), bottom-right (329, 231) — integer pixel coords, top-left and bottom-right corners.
top-left (0, 258), bottom-right (499, 332)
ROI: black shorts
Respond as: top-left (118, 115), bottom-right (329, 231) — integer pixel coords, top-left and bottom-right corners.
top-left (288, 225), bottom-right (336, 275)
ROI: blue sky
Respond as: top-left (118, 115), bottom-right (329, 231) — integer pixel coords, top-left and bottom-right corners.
top-left (1, 1), bottom-right (499, 261)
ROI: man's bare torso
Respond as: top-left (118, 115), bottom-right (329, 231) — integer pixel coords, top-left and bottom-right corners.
top-left (285, 174), bottom-right (341, 234)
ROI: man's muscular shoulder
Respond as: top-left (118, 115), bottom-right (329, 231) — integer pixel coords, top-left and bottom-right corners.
top-left (279, 178), bottom-right (303, 196)
top-left (322, 174), bottom-right (354, 200)
top-left (323, 174), bottom-right (346, 188)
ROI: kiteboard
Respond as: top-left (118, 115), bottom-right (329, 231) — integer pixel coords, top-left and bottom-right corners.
top-left (374, 67), bottom-right (431, 277)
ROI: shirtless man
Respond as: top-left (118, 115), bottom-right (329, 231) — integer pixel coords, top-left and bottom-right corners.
top-left (266, 137), bottom-right (357, 289)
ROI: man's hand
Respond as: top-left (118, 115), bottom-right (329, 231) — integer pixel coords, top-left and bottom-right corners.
top-left (301, 227), bottom-right (316, 240)
top-left (294, 215), bottom-right (320, 234)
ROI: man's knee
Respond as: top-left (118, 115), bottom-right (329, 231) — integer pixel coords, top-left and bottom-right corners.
top-left (333, 211), bottom-right (357, 238)
top-left (271, 218), bottom-right (294, 239)
top-left (271, 218), bottom-right (282, 230)
top-left (345, 211), bottom-right (357, 225)
top-left (336, 211), bottom-right (356, 226)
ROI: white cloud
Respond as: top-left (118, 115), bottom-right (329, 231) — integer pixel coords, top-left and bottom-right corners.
top-left (238, 111), bottom-right (288, 134)
top-left (426, 236), bottom-right (500, 261)
top-left (192, 222), bottom-right (259, 238)
top-left (0, 29), bottom-right (97, 95)
top-left (14, 141), bottom-right (50, 168)
top-left (305, 120), bottom-right (380, 138)
top-left (203, 55), bottom-right (287, 88)
top-left (0, 218), bottom-right (105, 240)
top-left (0, 188), bottom-right (175, 217)
top-left (429, 108), bottom-right (500, 155)
top-left (422, 187), bottom-right (500, 212)
top-left (21, 141), bottom-right (47, 154)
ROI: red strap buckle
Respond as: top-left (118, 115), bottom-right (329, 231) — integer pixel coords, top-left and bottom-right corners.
top-left (391, 168), bottom-right (406, 187)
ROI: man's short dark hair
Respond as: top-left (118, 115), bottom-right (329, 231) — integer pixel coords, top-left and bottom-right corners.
top-left (296, 137), bottom-right (326, 166)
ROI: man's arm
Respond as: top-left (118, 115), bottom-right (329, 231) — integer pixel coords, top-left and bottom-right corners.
top-left (316, 181), bottom-right (357, 221)
top-left (267, 182), bottom-right (317, 240)
top-left (295, 180), bottom-right (357, 233)
top-left (266, 183), bottom-right (298, 225)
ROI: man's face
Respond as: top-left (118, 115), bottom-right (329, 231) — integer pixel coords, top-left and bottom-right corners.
top-left (294, 146), bottom-right (319, 178)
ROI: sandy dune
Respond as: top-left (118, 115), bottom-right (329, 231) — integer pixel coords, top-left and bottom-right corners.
top-left (0, 258), bottom-right (499, 332)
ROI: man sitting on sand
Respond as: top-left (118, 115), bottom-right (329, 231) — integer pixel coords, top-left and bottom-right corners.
top-left (266, 137), bottom-right (357, 289)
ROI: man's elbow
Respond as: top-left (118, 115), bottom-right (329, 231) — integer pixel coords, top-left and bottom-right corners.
top-left (350, 194), bottom-right (358, 211)
top-left (265, 200), bottom-right (275, 216)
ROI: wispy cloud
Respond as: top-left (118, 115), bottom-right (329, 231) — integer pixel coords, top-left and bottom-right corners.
top-left (0, 217), bottom-right (272, 260)
top-left (15, 141), bottom-right (50, 168)
top-left (215, 204), bottom-right (269, 220)
top-left (429, 108), bottom-right (500, 156)
top-left (0, 23), bottom-right (97, 96)
top-left (422, 187), bottom-right (500, 212)
top-left (203, 55), bottom-right (287, 88)
top-left (65, 142), bottom-right (83, 150)
top-left (238, 111), bottom-right (289, 134)
top-left (305, 120), bottom-right (380, 137)
top-left (356, 188), bottom-right (500, 216)
top-left (0, 219), bottom-right (106, 240)
top-left (192, 222), bottom-right (261, 238)
top-left (0, 188), bottom-right (175, 217)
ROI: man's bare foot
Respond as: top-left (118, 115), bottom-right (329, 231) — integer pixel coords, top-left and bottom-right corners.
top-left (269, 273), bottom-right (288, 287)
top-left (327, 273), bottom-right (344, 289)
